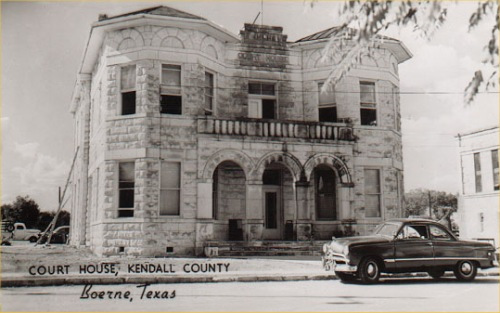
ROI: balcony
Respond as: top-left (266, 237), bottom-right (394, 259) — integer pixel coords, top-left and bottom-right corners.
top-left (197, 117), bottom-right (355, 142)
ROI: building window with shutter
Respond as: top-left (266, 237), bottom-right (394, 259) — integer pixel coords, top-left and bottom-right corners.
top-left (160, 64), bottom-right (182, 115)
top-left (492, 149), bottom-right (498, 191)
top-left (159, 162), bottom-right (181, 216)
top-left (318, 82), bottom-right (337, 122)
top-left (248, 82), bottom-right (276, 119)
top-left (118, 162), bottom-right (135, 217)
top-left (364, 169), bottom-right (381, 218)
top-left (474, 152), bottom-right (482, 193)
top-left (360, 81), bottom-right (377, 126)
top-left (204, 72), bottom-right (214, 115)
top-left (120, 65), bottom-right (136, 115)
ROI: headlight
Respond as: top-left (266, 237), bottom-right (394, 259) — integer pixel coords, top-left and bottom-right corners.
top-left (323, 243), bottom-right (329, 253)
top-left (342, 245), bottom-right (349, 256)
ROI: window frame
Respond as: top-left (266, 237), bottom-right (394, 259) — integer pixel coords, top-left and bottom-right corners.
top-left (474, 152), bottom-right (482, 193)
top-left (204, 71), bottom-right (215, 116)
top-left (160, 63), bottom-right (182, 115)
top-left (159, 161), bottom-right (182, 217)
top-left (117, 161), bottom-right (135, 218)
top-left (318, 82), bottom-right (337, 123)
top-left (248, 81), bottom-right (278, 120)
top-left (492, 149), bottom-right (499, 191)
top-left (364, 168), bottom-right (382, 218)
top-left (359, 80), bottom-right (377, 126)
top-left (119, 64), bottom-right (137, 116)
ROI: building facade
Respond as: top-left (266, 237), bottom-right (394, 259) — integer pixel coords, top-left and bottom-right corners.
top-left (457, 126), bottom-right (499, 243)
top-left (69, 6), bottom-right (411, 256)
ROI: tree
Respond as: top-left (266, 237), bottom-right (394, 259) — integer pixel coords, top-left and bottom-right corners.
top-left (311, 0), bottom-right (498, 104)
top-left (1, 196), bottom-right (41, 228)
top-left (404, 189), bottom-right (458, 228)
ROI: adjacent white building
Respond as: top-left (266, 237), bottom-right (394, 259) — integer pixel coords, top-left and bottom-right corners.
top-left (457, 126), bottom-right (499, 244)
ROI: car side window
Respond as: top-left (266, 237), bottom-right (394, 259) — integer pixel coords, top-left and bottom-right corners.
top-left (430, 225), bottom-right (452, 241)
top-left (398, 225), bottom-right (429, 240)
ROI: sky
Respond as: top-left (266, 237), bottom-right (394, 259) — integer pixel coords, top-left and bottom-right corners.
top-left (2, 1), bottom-right (498, 211)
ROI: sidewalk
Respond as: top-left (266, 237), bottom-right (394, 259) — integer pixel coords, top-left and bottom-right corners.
top-left (1, 244), bottom-right (498, 287)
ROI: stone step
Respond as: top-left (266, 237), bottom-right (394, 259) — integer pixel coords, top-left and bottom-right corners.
top-left (204, 240), bottom-right (327, 257)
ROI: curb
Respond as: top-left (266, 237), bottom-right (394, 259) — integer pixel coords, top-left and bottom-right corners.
top-left (1, 274), bottom-right (336, 288)
top-left (2, 271), bottom-right (497, 288)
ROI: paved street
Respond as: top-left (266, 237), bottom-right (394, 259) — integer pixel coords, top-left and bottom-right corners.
top-left (2, 277), bottom-right (498, 312)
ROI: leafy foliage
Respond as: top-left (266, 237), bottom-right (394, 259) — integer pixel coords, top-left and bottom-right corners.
top-left (1, 196), bottom-right (70, 230)
top-left (404, 189), bottom-right (458, 220)
top-left (311, 0), bottom-right (498, 105)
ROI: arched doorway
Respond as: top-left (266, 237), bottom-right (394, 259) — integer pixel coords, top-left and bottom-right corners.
top-left (312, 165), bottom-right (338, 220)
top-left (212, 161), bottom-right (246, 240)
top-left (262, 163), bottom-right (295, 240)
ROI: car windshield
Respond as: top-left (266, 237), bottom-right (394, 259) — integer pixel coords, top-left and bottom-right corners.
top-left (373, 223), bottom-right (400, 237)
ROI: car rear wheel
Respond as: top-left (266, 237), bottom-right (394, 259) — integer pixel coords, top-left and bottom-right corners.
top-left (454, 260), bottom-right (477, 281)
top-left (29, 236), bottom-right (37, 243)
top-left (427, 269), bottom-right (445, 279)
top-left (359, 257), bottom-right (381, 284)
top-left (335, 272), bottom-right (357, 283)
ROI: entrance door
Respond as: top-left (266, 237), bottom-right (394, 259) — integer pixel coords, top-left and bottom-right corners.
top-left (263, 186), bottom-right (282, 239)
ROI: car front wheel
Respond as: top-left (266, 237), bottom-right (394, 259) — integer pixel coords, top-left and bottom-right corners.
top-left (358, 257), bottom-right (381, 284)
top-left (454, 260), bottom-right (477, 281)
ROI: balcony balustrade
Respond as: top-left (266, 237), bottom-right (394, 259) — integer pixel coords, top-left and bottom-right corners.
top-left (197, 117), bottom-right (355, 142)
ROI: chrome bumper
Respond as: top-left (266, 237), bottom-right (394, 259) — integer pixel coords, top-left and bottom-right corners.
top-left (322, 254), bottom-right (357, 273)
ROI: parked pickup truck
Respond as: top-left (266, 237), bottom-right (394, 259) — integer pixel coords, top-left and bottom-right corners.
top-left (12, 223), bottom-right (40, 242)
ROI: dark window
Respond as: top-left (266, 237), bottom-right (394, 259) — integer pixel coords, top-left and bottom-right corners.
top-left (249, 83), bottom-right (275, 95)
top-left (160, 95), bottom-right (182, 115)
top-left (262, 99), bottom-right (276, 119)
top-left (161, 64), bottom-right (182, 115)
top-left (318, 82), bottom-right (337, 122)
top-left (492, 149), bottom-right (498, 191)
top-left (315, 167), bottom-right (336, 220)
top-left (121, 92), bottom-right (136, 115)
top-left (364, 169), bottom-right (381, 218)
top-left (319, 107), bottom-right (338, 123)
top-left (118, 162), bottom-right (134, 217)
top-left (263, 169), bottom-right (281, 185)
top-left (120, 65), bottom-right (136, 115)
top-left (360, 81), bottom-right (377, 126)
top-left (474, 152), bottom-right (482, 193)
top-left (430, 225), bottom-right (452, 241)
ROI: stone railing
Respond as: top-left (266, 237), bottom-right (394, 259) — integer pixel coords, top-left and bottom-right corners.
top-left (197, 117), bottom-right (355, 142)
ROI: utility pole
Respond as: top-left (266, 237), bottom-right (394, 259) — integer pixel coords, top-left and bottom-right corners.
top-left (428, 190), bottom-right (432, 219)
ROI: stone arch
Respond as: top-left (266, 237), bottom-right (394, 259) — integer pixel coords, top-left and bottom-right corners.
top-left (151, 27), bottom-right (194, 49)
top-left (304, 153), bottom-right (353, 186)
top-left (161, 36), bottom-right (184, 49)
top-left (117, 38), bottom-right (136, 50)
top-left (306, 49), bottom-right (322, 68)
top-left (201, 36), bottom-right (222, 60)
top-left (114, 28), bottom-right (145, 51)
top-left (202, 149), bottom-right (254, 181)
top-left (252, 152), bottom-right (303, 182)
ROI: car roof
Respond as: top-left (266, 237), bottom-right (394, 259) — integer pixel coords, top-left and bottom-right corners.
top-left (386, 218), bottom-right (443, 225)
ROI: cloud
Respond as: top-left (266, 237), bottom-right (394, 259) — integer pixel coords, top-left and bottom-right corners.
top-left (14, 142), bottom-right (40, 159)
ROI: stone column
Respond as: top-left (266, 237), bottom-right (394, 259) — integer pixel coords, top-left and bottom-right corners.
top-left (295, 180), bottom-right (312, 240)
top-left (244, 181), bottom-right (264, 241)
top-left (197, 180), bottom-right (213, 219)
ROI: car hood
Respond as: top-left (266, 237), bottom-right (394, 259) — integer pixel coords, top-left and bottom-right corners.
top-left (327, 235), bottom-right (392, 254)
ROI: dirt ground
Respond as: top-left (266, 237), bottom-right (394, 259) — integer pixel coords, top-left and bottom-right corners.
top-left (1, 242), bottom-right (324, 276)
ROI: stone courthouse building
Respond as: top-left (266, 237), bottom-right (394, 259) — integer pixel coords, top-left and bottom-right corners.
top-left (69, 6), bottom-right (412, 256)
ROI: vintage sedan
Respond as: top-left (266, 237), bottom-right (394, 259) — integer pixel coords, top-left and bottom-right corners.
top-left (322, 219), bottom-right (498, 284)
